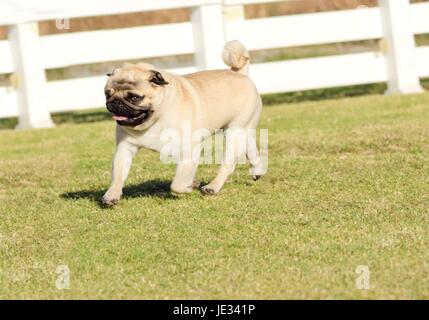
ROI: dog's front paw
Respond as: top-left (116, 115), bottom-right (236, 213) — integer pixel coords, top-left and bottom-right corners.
top-left (101, 190), bottom-right (121, 207)
top-left (200, 185), bottom-right (218, 196)
top-left (170, 182), bottom-right (193, 194)
top-left (191, 180), bottom-right (201, 189)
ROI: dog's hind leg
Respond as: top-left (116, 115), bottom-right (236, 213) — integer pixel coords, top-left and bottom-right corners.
top-left (246, 131), bottom-right (265, 181)
top-left (201, 127), bottom-right (247, 195)
top-left (244, 100), bottom-right (264, 180)
top-left (102, 141), bottom-right (139, 206)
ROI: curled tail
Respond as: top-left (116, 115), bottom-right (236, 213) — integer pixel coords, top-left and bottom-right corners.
top-left (222, 40), bottom-right (250, 75)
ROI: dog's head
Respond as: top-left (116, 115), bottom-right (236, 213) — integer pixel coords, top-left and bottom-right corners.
top-left (104, 63), bottom-right (169, 129)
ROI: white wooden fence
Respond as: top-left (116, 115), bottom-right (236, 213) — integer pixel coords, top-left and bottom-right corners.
top-left (0, 0), bottom-right (428, 129)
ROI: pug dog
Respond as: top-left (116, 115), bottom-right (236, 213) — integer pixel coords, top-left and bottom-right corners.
top-left (102, 40), bottom-right (265, 206)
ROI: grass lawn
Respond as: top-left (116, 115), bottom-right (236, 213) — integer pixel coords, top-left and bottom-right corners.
top-left (0, 92), bottom-right (428, 299)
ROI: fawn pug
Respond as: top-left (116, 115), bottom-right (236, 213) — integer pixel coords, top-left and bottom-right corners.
top-left (102, 40), bottom-right (265, 206)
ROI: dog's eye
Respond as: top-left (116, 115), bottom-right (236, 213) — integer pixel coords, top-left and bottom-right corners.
top-left (127, 93), bottom-right (144, 103)
top-left (105, 90), bottom-right (112, 99)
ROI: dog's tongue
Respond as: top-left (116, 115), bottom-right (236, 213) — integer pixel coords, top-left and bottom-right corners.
top-left (112, 115), bottom-right (128, 121)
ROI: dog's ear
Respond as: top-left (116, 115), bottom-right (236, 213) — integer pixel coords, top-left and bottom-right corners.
top-left (106, 69), bottom-right (116, 77)
top-left (150, 70), bottom-right (169, 86)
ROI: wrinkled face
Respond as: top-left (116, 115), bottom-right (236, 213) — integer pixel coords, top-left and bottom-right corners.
top-left (104, 63), bottom-right (169, 129)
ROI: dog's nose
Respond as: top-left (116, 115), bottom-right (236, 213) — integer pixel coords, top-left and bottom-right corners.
top-left (106, 99), bottom-right (121, 113)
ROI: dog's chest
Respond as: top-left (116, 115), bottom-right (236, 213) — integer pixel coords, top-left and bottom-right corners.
top-left (124, 123), bottom-right (165, 152)
top-left (121, 121), bottom-right (191, 159)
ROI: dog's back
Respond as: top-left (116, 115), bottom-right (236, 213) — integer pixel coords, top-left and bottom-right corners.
top-left (181, 41), bottom-right (261, 130)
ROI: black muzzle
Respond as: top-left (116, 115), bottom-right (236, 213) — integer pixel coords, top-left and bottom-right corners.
top-left (106, 97), bottom-right (142, 117)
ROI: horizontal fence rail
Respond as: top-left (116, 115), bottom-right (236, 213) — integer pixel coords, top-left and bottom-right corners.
top-left (0, 0), bottom-right (221, 25)
top-left (225, 7), bottom-right (384, 50)
top-left (0, 0), bottom-right (428, 128)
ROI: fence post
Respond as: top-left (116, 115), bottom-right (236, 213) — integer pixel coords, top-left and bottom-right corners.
top-left (223, 4), bottom-right (246, 41)
top-left (223, 4), bottom-right (245, 22)
top-left (191, 2), bottom-right (226, 70)
top-left (8, 23), bottom-right (54, 129)
top-left (378, 0), bottom-right (423, 95)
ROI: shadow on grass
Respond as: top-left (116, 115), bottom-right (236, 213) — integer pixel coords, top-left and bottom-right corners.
top-left (61, 179), bottom-right (178, 207)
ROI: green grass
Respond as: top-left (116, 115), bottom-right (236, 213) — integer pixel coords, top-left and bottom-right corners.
top-left (1, 92), bottom-right (428, 299)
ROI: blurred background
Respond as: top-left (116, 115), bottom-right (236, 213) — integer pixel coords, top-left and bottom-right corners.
top-left (0, 0), bottom-right (428, 128)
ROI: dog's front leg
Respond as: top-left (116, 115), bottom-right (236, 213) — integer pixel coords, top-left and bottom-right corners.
top-left (170, 142), bottom-right (201, 194)
top-left (102, 141), bottom-right (139, 206)
top-left (170, 161), bottom-right (200, 194)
